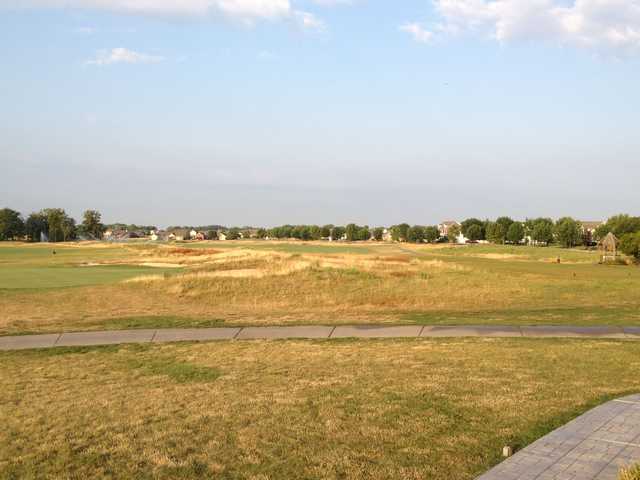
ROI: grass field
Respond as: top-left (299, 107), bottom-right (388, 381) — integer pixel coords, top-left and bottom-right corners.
top-left (2, 338), bottom-right (639, 479)
top-left (1, 240), bottom-right (639, 334)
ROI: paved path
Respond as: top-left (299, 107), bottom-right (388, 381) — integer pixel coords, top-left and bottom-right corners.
top-left (1, 325), bottom-right (640, 351)
top-left (477, 394), bottom-right (640, 480)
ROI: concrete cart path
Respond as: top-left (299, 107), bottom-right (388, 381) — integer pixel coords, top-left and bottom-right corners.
top-left (477, 394), bottom-right (640, 480)
top-left (1, 325), bottom-right (640, 351)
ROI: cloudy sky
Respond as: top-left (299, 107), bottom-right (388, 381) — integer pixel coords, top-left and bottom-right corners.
top-left (1, 0), bottom-right (639, 227)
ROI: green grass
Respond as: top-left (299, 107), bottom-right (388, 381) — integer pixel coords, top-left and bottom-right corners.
top-left (1, 338), bottom-right (640, 479)
top-left (403, 305), bottom-right (640, 326)
top-left (0, 264), bottom-right (179, 290)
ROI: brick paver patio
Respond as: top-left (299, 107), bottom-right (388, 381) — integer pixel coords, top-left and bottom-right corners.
top-left (477, 394), bottom-right (640, 480)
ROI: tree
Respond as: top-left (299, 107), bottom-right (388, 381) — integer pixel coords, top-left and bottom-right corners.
top-left (345, 223), bottom-right (358, 242)
top-left (332, 226), bottom-right (345, 241)
top-left (527, 218), bottom-right (554, 246)
top-left (226, 228), bottom-right (241, 240)
top-left (321, 225), bottom-right (333, 239)
top-left (25, 212), bottom-right (48, 242)
top-left (485, 222), bottom-right (505, 244)
top-left (309, 225), bottom-right (322, 241)
top-left (495, 217), bottom-right (514, 240)
top-left (596, 214), bottom-right (640, 241)
top-left (620, 232), bottom-right (640, 260)
top-left (555, 217), bottom-right (582, 248)
top-left (0, 208), bottom-right (25, 241)
top-left (358, 226), bottom-right (371, 241)
top-left (406, 226), bottom-right (425, 243)
top-left (79, 210), bottom-right (105, 239)
top-left (372, 227), bottom-right (384, 241)
top-left (461, 218), bottom-right (485, 240)
top-left (424, 226), bottom-right (440, 243)
top-left (391, 223), bottom-right (410, 242)
top-left (506, 222), bottom-right (525, 244)
top-left (448, 224), bottom-right (461, 243)
top-left (256, 228), bottom-right (267, 239)
top-left (466, 224), bottom-right (483, 242)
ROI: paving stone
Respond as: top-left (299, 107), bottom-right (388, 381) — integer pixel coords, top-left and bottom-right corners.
top-left (476, 396), bottom-right (640, 479)
top-left (521, 326), bottom-right (627, 339)
top-left (236, 326), bottom-right (334, 340)
top-left (421, 326), bottom-right (522, 337)
top-left (153, 328), bottom-right (241, 343)
top-left (56, 330), bottom-right (156, 346)
top-left (330, 325), bottom-right (423, 338)
top-left (0, 334), bottom-right (60, 350)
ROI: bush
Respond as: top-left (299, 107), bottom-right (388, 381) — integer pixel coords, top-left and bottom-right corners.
top-left (619, 232), bottom-right (640, 261)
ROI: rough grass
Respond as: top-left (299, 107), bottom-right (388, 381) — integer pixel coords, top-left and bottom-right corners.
top-left (1, 241), bottom-right (640, 334)
top-left (621, 464), bottom-right (640, 480)
top-left (1, 338), bottom-right (640, 479)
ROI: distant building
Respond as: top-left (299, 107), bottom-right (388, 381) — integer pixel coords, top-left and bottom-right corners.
top-left (382, 228), bottom-right (393, 242)
top-left (580, 221), bottom-right (604, 245)
top-left (438, 221), bottom-right (460, 238)
top-left (217, 230), bottom-right (227, 241)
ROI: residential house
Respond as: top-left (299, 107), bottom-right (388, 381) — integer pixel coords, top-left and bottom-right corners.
top-left (169, 228), bottom-right (191, 241)
top-left (217, 230), bottom-right (227, 241)
top-left (438, 221), bottom-right (460, 238)
top-left (580, 221), bottom-right (603, 245)
top-left (382, 228), bottom-right (393, 242)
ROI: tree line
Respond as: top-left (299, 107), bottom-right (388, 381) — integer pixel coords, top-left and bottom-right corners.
top-left (0, 208), bottom-right (105, 242)
top-left (1, 207), bottom-right (639, 260)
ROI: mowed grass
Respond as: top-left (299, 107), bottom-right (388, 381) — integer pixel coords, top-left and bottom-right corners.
top-left (1, 241), bottom-right (639, 334)
top-left (0, 242), bottom-right (178, 290)
top-left (1, 338), bottom-right (640, 479)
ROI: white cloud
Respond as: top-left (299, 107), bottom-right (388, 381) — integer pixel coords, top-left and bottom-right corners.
top-left (86, 47), bottom-right (165, 66)
top-left (405, 0), bottom-right (640, 55)
top-left (2, 0), bottom-right (292, 23)
top-left (400, 22), bottom-right (433, 43)
top-left (294, 10), bottom-right (326, 31)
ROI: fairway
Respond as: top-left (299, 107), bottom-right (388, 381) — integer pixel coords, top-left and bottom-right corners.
top-left (2, 338), bottom-right (639, 479)
top-left (1, 241), bottom-right (639, 334)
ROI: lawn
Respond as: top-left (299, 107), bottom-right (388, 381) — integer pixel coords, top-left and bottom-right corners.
top-left (1, 241), bottom-right (639, 334)
top-left (1, 338), bottom-right (639, 479)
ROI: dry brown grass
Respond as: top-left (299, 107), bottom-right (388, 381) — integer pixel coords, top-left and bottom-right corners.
top-left (1, 338), bottom-right (639, 479)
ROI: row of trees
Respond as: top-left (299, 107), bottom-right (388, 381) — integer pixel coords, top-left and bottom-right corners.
top-left (458, 217), bottom-right (593, 248)
top-left (0, 208), bottom-right (105, 242)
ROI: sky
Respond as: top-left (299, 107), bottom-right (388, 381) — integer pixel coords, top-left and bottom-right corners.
top-left (1, 0), bottom-right (640, 228)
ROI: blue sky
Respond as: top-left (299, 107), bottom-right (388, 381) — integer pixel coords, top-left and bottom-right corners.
top-left (1, 0), bottom-right (639, 227)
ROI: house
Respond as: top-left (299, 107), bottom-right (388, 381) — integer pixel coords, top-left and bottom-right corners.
top-left (382, 228), bottom-right (393, 242)
top-left (580, 221), bottom-right (603, 245)
top-left (438, 221), bottom-right (460, 238)
top-left (168, 228), bottom-right (191, 241)
top-left (189, 229), bottom-right (198, 240)
top-left (195, 231), bottom-right (206, 241)
top-left (217, 230), bottom-right (227, 241)
top-left (150, 231), bottom-right (158, 241)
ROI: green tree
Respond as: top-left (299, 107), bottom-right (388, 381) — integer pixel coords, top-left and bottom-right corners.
top-left (372, 227), bottom-right (384, 241)
top-left (619, 232), bottom-right (640, 260)
top-left (448, 224), bottom-right (461, 243)
top-left (495, 217), bottom-right (514, 241)
top-left (226, 228), bottom-right (241, 240)
top-left (485, 222), bottom-right (505, 244)
top-left (424, 226), bottom-right (440, 243)
top-left (555, 217), bottom-right (582, 248)
top-left (0, 208), bottom-right (25, 241)
top-left (321, 225), bottom-right (333, 239)
top-left (358, 226), bottom-right (371, 241)
top-left (529, 218), bottom-right (554, 246)
top-left (391, 223), bottom-right (410, 242)
top-left (406, 226), bottom-right (425, 243)
top-left (79, 209), bottom-right (105, 239)
top-left (596, 215), bottom-right (640, 241)
top-left (345, 223), bottom-right (358, 242)
top-left (506, 222), bottom-right (525, 244)
top-left (25, 212), bottom-right (48, 242)
top-left (461, 218), bottom-right (485, 240)
top-left (332, 226), bottom-right (345, 241)
top-left (309, 225), bottom-right (322, 240)
top-left (256, 228), bottom-right (267, 239)
top-left (466, 224), bottom-right (483, 242)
